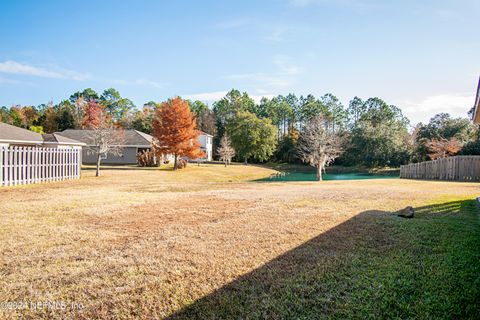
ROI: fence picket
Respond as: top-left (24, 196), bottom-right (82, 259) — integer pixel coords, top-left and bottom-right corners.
top-left (0, 146), bottom-right (82, 186)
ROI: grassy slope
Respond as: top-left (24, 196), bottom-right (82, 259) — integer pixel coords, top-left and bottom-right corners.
top-left (171, 197), bottom-right (480, 319)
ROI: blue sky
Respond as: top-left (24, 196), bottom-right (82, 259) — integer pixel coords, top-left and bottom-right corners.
top-left (0, 0), bottom-right (479, 124)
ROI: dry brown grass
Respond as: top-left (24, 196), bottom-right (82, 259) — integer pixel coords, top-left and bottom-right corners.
top-left (0, 164), bottom-right (478, 319)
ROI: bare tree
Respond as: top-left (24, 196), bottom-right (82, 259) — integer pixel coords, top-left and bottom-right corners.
top-left (297, 116), bottom-right (343, 181)
top-left (87, 129), bottom-right (125, 177)
top-left (217, 134), bottom-right (236, 167)
top-left (83, 105), bottom-right (125, 177)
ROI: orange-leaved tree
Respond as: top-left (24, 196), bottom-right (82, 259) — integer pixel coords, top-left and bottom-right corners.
top-left (153, 97), bottom-right (204, 170)
top-left (427, 137), bottom-right (462, 160)
top-left (82, 100), bottom-right (105, 129)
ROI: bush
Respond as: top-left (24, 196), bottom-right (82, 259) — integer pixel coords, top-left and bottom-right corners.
top-left (137, 150), bottom-right (160, 167)
top-left (176, 158), bottom-right (187, 169)
top-left (460, 139), bottom-right (480, 155)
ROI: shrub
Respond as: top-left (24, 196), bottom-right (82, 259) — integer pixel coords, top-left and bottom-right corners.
top-left (137, 150), bottom-right (160, 167)
top-left (176, 158), bottom-right (187, 169)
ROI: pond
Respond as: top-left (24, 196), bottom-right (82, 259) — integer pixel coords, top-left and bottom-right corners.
top-left (257, 171), bottom-right (399, 182)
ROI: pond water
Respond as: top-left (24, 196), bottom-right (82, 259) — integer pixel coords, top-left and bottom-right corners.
top-left (258, 171), bottom-right (399, 182)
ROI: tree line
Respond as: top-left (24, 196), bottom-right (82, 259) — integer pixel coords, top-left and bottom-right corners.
top-left (1, 87), bottom-right (479, 169)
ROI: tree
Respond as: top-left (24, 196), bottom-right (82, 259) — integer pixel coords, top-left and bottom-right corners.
top-left (345, 121), bottom-right (411, 167)
top-left (213, 89), bottom-right (255, 156)
top-left (275, 129), bottom-right (300, 163)
top-left (69, 88), bottom-right (99, 103)
top-left (56, 108), bottom-right (76, 131)
top-left (341, 97), bottom-right (411, 167)
top-left (228, 111), bottom-right (277, 164)
top-left (217, 134), bottom-right (235, 167)
top-left (82, 100), bottom-right (105, 129)
top-left (347, 96), bottom-right (366, 128)
top-left (188, 100), bottom-right (216, 135)
top-left (42, 105), bottom-right (59, 133)
top-left (320, 93), bottom-right (347, 133)
top-left (0, 106), bottom-right (11, 123)
top-left (152, 97), bottom-right (203, 170)
top-left (299, 94), bottom-right (327, 125)
top-left (83, 108), bottom-right (124, 177)
top-left (100, 88), bottom-right (135, 122)
top-left (297, 116), bottom-right (343, 181)
top-left (8, 106), bottom-right (26, 127)
top-left (427, 137), bottom-right (462, 160)
top-left (22, 106), bottom-right (40, 128)
top-left (415, 113), bottom-right (477, 161)
top-left (130, 105), bottom-right (155, 134)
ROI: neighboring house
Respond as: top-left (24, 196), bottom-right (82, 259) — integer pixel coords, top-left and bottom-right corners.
top-left (57, 128), bottom-right (213, 164)
top-left (59, 129), bottom-right (155, 164)
top-left (0, 123), bottom-right (84, 148)
top-left (198, 131), bottom-right (213, 161)
top-left (472, 76), bottom-right (480, 124)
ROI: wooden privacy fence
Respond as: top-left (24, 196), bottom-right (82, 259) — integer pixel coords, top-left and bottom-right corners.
top-left (0, 146), bottom-right (82, 187)
top-left (400, 156), bottom-right (480, 182)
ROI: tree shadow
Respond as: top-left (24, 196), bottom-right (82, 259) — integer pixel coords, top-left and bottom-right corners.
top-left (167, 200), bottom-right (478, 319)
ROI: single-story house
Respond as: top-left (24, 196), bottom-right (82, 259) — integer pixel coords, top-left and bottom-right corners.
top-left (0, 122), bottom-right (84, 148)
top-left (58, 129), bottom-right (214, 164)
top-left (59, 129), bottom-right (155, 164)
top-left (471, 76), bottom-right (480, 124)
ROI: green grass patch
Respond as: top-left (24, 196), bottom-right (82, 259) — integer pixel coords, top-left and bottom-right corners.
top-left (169, 197), bottom-right (480, 319)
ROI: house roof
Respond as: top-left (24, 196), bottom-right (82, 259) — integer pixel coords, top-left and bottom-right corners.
top-left (0, 122), bottom-right (44, 144)
top-left (59, 129), bottom-right (153, 147)
top-left (472, 76), bottom-right (480, 124)
top-left (0, 123), bottom-right (85, 146)
top-left (199, 131), bottom-right (213, 137)
top-left (42, 133), bottom-right (86, 146)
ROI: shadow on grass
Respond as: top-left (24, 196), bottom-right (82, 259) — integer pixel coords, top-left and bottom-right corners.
top-left (167, 199), bottom-right (480, 319)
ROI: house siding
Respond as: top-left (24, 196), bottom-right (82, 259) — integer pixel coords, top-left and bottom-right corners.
top-left (81, 147), bottom-right (139, 164)
top-left (198, 134), bottom-right (213, 161)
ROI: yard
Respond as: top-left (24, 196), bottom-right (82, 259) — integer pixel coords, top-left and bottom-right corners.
top-left (0, 164), bottom-right (479, 319)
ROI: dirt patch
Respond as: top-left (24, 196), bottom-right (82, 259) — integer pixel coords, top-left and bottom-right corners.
top-left (83, 196), bottom-right (252, 236)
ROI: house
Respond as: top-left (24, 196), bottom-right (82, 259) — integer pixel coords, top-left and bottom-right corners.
top-left (471, 76), bottom-right (480, 124)
top-left (58, 128), bottom-right (213, 164)
top-left (198, 131), bottom-right (213, 161)
top-left (0, 123), bottom-right (84, 148)
top-left (59, 129), bottom-right (155, 164)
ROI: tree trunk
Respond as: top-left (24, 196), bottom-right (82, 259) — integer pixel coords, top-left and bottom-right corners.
top-left (316, 164), bottom-right (323, 181)
top-left (96, 153), bottom-right (101, 177)
top-left (244, 157), bottom-right (248, 165)
top-left (173, 154), bottom-right (178, 170)
top-left (224, 159), bottom-right (227, 167)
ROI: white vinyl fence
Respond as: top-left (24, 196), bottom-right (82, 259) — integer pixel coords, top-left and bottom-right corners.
top-left (0, 146), bottom-right (82, 187)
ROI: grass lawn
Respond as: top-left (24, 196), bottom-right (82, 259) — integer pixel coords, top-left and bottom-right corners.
top-left (0, 164), bottom-right (479, 319)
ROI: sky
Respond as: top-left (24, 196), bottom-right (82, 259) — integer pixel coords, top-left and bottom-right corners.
top-left (0, 0), bottom-right (479, 125)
